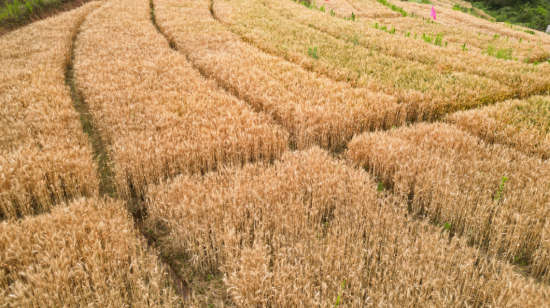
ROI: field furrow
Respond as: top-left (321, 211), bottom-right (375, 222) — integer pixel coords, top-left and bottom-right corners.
top-left (267, 0), bottom-right (550, 98)
top-left (448, 96), bottom-right (550, 160)
top-left (215, 0), bottom-right (510, 122)
top-left (0, 197), bottom-right (176, 306)
top-left (347, 123), bottom-right (550, 282)
top-left (146, 148), bottom-right (550, 307)
top-left (0, 2), bottom-right (101, 219)
top-left (152, 0), bottom-right (402, 151)
top-left (74, 0), bottom-right (288, 200)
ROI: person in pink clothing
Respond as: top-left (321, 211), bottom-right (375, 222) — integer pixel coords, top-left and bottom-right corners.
top-left (431, 5), bottom-right (437, 20)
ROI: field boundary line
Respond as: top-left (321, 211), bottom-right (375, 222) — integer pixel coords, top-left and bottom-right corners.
top-left (65, 8), bottom-right (116, 199)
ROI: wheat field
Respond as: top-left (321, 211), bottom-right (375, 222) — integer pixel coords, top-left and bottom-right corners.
top-left (346, 0), bottom-right (550, 62)
top-left (0, 2), bottom-right (100, 219)
top-left (2, 0), bottom-right (550, 305)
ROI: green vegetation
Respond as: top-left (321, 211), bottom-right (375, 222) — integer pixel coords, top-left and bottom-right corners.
top-left (465, 0), bottom-right (550, 31)
top-left (308, 46), bottom-right (319, 59)
top-left (484, 45), bottom-right (513, 59)
top-left (494, 176), bottom-right (508, 201)
top-left (376, 0), bottom-right (408, 17)
top-left (0, 0), bottom-right (71, 22)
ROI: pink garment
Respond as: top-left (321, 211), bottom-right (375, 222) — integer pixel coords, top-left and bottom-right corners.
top-left (430, 6), bottom-right (437, 20)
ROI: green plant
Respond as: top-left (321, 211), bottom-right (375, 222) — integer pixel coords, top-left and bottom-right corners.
top-left (494, 176), bottom-right (508, 201)
top-left (334, 279), bottom-right (346, 307)
top-left (330, 9), bottom-right (335, 17)
top-left (485, 45), bottom-right (513, 60)
top-left (422, 33), bottom-right (433, 44)
top-left (308, 46), bottom-right (319, 59)
top-left (376, 0), bottom-right (408, 17)
top-left (319, 5), bottom-right (325, 12)
top-left (434, 34), bottom-right (443, 46)
top-left (377, 182), bottom-right (384, 192)
top-left (25, 1), bottom-right (33, 13)
top-left (461, 44), bottom-right (468, 51)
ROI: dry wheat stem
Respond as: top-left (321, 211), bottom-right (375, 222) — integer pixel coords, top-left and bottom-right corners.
top-left (0, 197), bottom-right (177, 306)
top-left (146, 148), bottom-right (550, 307)
top-left (215, 0), bottom-right (516, 122)
top-left (0, 2), bottom-right (101, 219)
top-left (447, 95), bottom-right (550, 160)
top-left (74, 0), bottom-right (288, 200)
top-left (276, 0), bottom-right (550, 98)
top-left (347, 123), bottom-right (550, 282)
top-left (152, 0), bottom-right (403, 152)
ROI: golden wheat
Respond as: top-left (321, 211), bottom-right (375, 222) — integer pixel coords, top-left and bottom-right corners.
top-left (152, 0), bottom-right (402, 151)
top-left (347, 123), bottom-right (550, 282)
top-left (447, 95), bottom-right (550, 159)
top-left (146, 147), bottom-right (550, 307)
top-left (0, 2), bottom-right (101, 219)
top-left (216, 0), bottom-right (510, 122)
top-left (269, 0), bottom-right (550, 98)
top-left (0, 197), bottom-right (177, 306)
top-left (74, 0), bottom-right (287, 200)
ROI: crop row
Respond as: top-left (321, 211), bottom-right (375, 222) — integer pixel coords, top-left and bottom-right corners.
top-left (153, 0), bottom-right (402, 151)
top-left (74, 0), bottom-right (287, 200)
top-left (448, 96), bottom-right (550, 159)
top-left (314, 0), bottom-right (401, 19)
top-left (346, 0), bottom-right (550, 62)
top-left (0, 2), bottom-right (100, 219)
top-left (395, 0), bottom-right (550, 46)
top-left (348, 123), bottom-right (550, 283)
top-left (269, 0), bottom-right (550, 98)
top-left (145, 147), bottom-right (550, 307)
top-left (0, 197), bottom-right (176, 306)
top-left (216, 0), bottom-right (513, 122)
